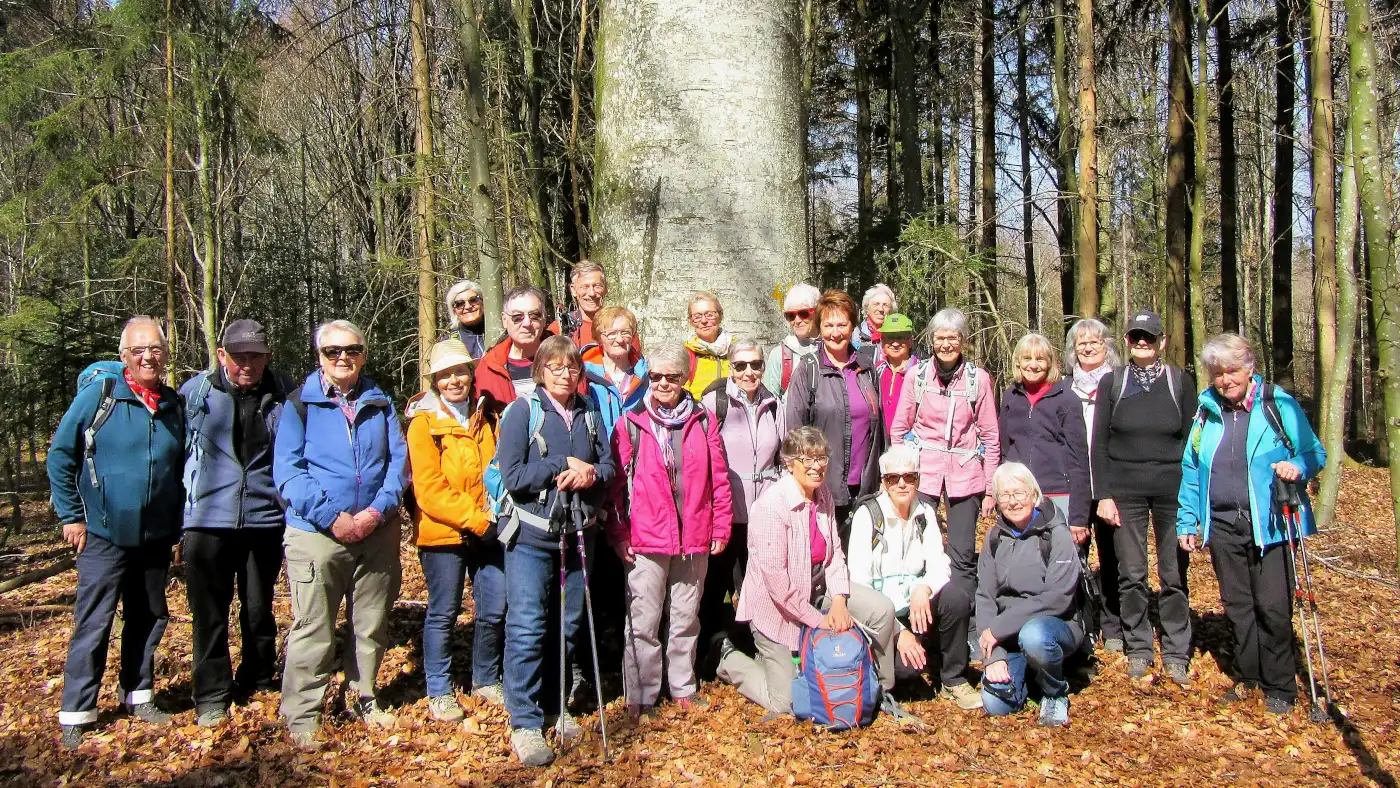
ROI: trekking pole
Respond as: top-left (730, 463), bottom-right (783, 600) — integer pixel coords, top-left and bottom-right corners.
top-left (1272, 477), bottom-right (1330, 722)
top-left (1286, 495), bottom-right (1335, 721)
top-left (554, 491), bottom-right (570, 748)
top-left (568, 490), bottom-right (610, 761)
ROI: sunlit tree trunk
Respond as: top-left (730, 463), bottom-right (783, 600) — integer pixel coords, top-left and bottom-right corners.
top-left (1165, 0), bottom-right (1191, 366)
top-left (456, 0), bottom-right (502, 320)
top-left (410, 0), bottom-right (438, 385)
top-left (1076, 0), bottom-right (1098, 319)
top-left (1311, 0), bottom-right (1337, 420)
top-left (1215, 0), bottom-right (1240, 333)
top-left (1316, 118), bottom-right (1356, 528)
top-left (1187, 0), bottom-right (1209, 365)
top-left (1270, 0), bottom-right (1296, 386)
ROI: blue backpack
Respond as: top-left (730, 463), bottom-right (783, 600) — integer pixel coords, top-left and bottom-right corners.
top-left (482, 392), bottom-right (597, 544)
top-left (75, 361), bottom-right (127, 490)
top-left (791, 625), bottom-right (880, 731)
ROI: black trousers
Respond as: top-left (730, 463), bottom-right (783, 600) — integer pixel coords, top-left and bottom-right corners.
top-left (1114, 496), bottom-right (1192, 663)
top-left (895, 582), bottom-right (974, 687)
top-left (1090, 510), bottom-right (1123, 642)
top-left (183, 527), bottom-right (284, 711)
top-left (698, 521), bottom-right (750, 658)
top-left (1208, 515), bottom-right (1297, 701)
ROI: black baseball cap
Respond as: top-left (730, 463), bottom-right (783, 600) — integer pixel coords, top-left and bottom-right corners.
top-left (1125, 310), bottom-right (1165, 338)
top-left (222, 319), bottom-right (272, 354)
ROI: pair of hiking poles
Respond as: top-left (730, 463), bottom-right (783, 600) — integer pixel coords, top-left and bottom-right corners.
top-left (1272, 477), bottom-right (1334, 723)
top-left (554, 490), bottom-right (610, 761)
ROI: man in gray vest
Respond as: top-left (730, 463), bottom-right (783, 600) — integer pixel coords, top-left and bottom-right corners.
top-left (180, 319), bottom-right (293, 726)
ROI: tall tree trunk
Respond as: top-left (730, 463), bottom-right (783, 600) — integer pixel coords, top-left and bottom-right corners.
top-left (894, 0), bottom-right (924, 218)
top-left (855, 0), bottom-right (874, 276)
top-left (1053, 0), bottom-right (1076, 320)
top-left (1076, 0), bottom-right (1098, 319)
top-left (1215, 0), bottom-right (1240, 333)
top-left (930, 1), bottom-right (945, 223)
top-left (1270, 0), bottom-right (1296, 386)
top-left (192, 58), bottom-right (219, 369)
top-left (410, 0), bottom-right (438, 385)
top-left (164, 0), bottom-right (177, 383)
top-left (1018, 2), bottom-right (1037, 328)
top-left (1165, 0), bottom-right (1191, 366)
top-left (567, 0), bottom-right (591, 257)
top-left (1311, 0), bottom-right (1337, 419)
top-left (980, 0), bottom-right (998, 302)
top-left (457, 0), bottom-right (503, 320)
top-left (803, 0), bottom-right (820, 273)
top-left (1187, 0), bottom-right (1209, 365)
top-left (1316, 116), bottom-right (1357, 528)
top-left (594, 0), bottom-right (808, 346)
top-left (514, 0), bottom-right (550, 287)
top-left (1346, 0), bottom-right (1400, 573)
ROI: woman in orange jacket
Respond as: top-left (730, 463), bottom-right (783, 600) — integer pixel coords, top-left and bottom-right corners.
top-left (407, 338), bottom-right (500, 722)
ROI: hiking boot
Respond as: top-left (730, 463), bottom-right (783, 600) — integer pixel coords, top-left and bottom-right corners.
top-left (674, 694), bottom-right (709, 711)
top-left (352, 698), bottom-right (396, 728)
top-left (1165, 662), bottom-right (1191, 687)
top-left (1103, 637), bottom-right (1124, 654)
top-left (1216, 683), bottom-right (1258, 706)
top-left (627, 704), bottom-right (654, 724)
top-left (552, 712), bottom-right (584, 745)
top-left (1265, 696), bottom-right (1295, 716)
top-left (937, 682), bottom-right (984, 711)
top-left (428, 694), bottom-right (465, 723)
top-left (471, 683), bottom-right (504, 705)
top-left (511, 727), bottom-right (555, 767)
top-left (878, 694), bottom-right (926, 729)
top-left (1038, 695), bottom-right (1070, 727)
top-left (123, 701), bottom-right (171, 724)
top-left (704, 633), bottom-right (738, 679)
top-left (1127, 658), bottom-right (1152, 680)
top-left (196, 706), bottom-right (229, 727)
top-left (288, 728), bottom-right (323, 752)
top-left (60, 724), bottom-right (91, 750)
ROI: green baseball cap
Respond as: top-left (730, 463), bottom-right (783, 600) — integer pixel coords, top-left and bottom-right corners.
top-left (881, 313), bottom-right (915, 337)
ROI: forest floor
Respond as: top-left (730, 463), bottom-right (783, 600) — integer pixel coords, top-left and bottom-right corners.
top-left (0, 469), bottom-right (1396, 787)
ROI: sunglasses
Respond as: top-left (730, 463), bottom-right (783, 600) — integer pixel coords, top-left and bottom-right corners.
top-left (882, 472), bottom-right (919, 486)
top-left (453, 296), bottom-right (483, 309)
top-left (648, 372), bottom-right (686, 385)
top-left (784, 308), bottom-right (814, 321)
top-left (321, 345), bottom-right (365, 360)
top-left (731, 360), bottom-right (764, 372)
top-left (1126, 331), bottom-right (1158, 345)
top-left (506, 311), bottom-right (545, 325)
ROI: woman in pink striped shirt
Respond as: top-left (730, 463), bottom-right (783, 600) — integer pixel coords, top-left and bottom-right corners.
top-left (714, 426), bottom-right (919, 724)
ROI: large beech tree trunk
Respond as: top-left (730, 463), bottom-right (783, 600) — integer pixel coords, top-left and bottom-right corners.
top-left (1165, 0), bottom-right (1191, 366)
top-left (593, 0), bottom-right (808, 346)
top-left (1270, 0), bottom-right (1296, 386)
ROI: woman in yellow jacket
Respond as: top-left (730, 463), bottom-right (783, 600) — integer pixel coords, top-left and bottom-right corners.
top-left (407, 338), bottom-right (500, 722)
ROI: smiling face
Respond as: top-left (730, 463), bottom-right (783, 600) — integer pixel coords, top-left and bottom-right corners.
top-left (995, 478), bottom-right (1037, 528)
top-left (881, 334), bottom-right (912, 366)
top-left (598, 315), bottom-right (635, 361)
top-left (318, 327), bottom-right (365, 391)
top-left (689, 298), bottom-right (722, 343)
top-left (932, 329), bottom-right (963, 368)
top-left (571, 271), bottom-right (607, 318)
top-left (1125, 329), bottom-right (1163, 366)
top-left (1210, 364), bottom-right (1254, 406)
top-left (649, 361), bottom-right (686, 408)
top-left (1073, 330), bottom-right (1107, 371)
top-left (864, 294), bottom-right (893, 327)
top-left (502, 293), bottom-right (546, 352)
top-left (730, 347), bottom-right (764, 395)
top-left (121, 323), bottom-right (167, 389)
top-left (218, 348), bottom-right (269, 390)
top-left (453, 288), bottom-right (484, 326)
top-left (787, 451), bottom-right (829, 497)
top-left (433, 363), bottom-right (473, 403)
top-left (784, 304), bottom-right (816, 340)
top-left (1017, 348), bottom-right (1050, 386)
top-left (882, 469), bottom-right (919, 510)
top-left (820, 308), bottom-right (853, 356)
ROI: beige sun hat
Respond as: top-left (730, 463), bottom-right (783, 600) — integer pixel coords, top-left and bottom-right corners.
top-left (427, 337), bottom-right (477, 375)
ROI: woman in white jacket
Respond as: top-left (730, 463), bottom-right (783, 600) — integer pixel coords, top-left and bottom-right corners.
top-left (848, 445), bottom-right (982, 711)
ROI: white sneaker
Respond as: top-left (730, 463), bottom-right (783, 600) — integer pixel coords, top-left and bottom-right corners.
top-left (471, 683), bottom-right (504, 705)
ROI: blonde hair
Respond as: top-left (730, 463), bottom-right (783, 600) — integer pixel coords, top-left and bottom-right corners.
top-left (688, 290), bottom-right (724, 320)
top-left (594, 306), bottom-right (636, 334)
top-left (991, 462), bottom-right (1043, 504)
top-left (1011, 332), bottom-right (1062, 384)
top-left (570, 259), bottom-right (606, 283)
top-left (1200, 332), bottom-right (1257, 373)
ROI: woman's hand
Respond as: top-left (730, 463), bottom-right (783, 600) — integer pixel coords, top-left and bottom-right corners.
top-left (908, 585), bottom-right (933, 634)
top-left (896, 630), bottom-right (927, 671)
top-left (1070, 526), bottom-right (1091, 545)
top-left (1179, 534), bottom-right (1198, 553)
top-left (710, 539), bottom-right (728, 555)
top-left (612, 539), bottom-right (635, 564)
top-left (1271, 461), bottom-right (1301, 482)
top-left (984, 659), bottom-right (1011, 685)
top-left (821, 596), bottom-right (853, 632)
top-left (978, 627), bottom-right (998, 661)
top-left (980, 496), bottom-right (995, 518)
top-left (558, 457), bottom-right (597, 490)
top-left (1097, 498), bottom-right (1121, 526)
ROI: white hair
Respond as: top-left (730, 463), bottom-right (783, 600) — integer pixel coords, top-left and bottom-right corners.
top-left (1200, 332), bottom-right (1257, 372)
top-left (646, 342), bottom-right (691, 376)
top-left (861, 283), bottom-right (897, 313)
top-left (727, 337), bottom-right (764, 361)
top-left (991, 462), bottom-right (1043, 504)
top-left (315, 319), bottom-right (367, 349)
top-left (1063, 318), bottom-right (1122, 370)
top-left (878, 444), bottom-right (920, 475)
top-left (782, 283), bottom-right (821, 312)
top-left (926, 307), bottom-right (968, 341)
top-left (444, 280), bottom-right (482, 327)
top-left (119, 316), bottom-right (167, 350)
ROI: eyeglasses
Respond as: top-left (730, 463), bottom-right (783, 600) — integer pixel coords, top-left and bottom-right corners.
top-left (321, 345), bottom-right (365, 360)
top-left (506, 311), bottom-right (545, 325)
top-left (544, 363), bottom-right (580, 377)
top-left (794, 455), bottom-right (830, 469)
top-left (648, 372), bottom-right (685, 385)
top-left (601, 329), bottom-right (635, 341)
top-left (124, 346), bottom-right (167, 358)
top-left (453, 296), bottom-right (483, 309)
top-left (690, 310), bottom-right (720, 322)
top-left (1075, 339), bottom-right (1104, 350)
top-left (996, 490), bottom-right (1034, 504)
top-left (573, 282), bottom-right (606, 293)
top-left (1126, 331), bottom-right (1157, 345)
top-left (731, 360), bottom-right (764, 372)
top-left (784, 308), bottom-right (813, 321)
top-left (932, 336), bottom-right (961, 348)
top-left (882, 472), bottom-right (919, 486)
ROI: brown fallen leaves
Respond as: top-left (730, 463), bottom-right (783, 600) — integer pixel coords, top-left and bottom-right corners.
top-left (1, 470), bottom-right (1397, 787)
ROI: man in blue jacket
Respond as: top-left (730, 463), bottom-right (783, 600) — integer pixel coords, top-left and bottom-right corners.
top-left (48, 316), bottom-right (185, 749)
top-left (273, 319), bottom-right (408, 750)
top-left (180, 319), bottom-right (294, 727)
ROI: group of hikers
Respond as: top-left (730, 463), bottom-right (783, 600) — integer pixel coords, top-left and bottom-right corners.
top-left (47, 261), bottom-right (1327, 767)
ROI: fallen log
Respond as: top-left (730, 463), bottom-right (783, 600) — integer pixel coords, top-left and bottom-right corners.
top-left (0, 557), bottom-right (76, 594)
top-left (0, 604), bottom-right (71, 623)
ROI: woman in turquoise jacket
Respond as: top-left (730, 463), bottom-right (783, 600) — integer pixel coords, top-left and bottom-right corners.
top-left (1176, 333), bottom-right (1325, 714)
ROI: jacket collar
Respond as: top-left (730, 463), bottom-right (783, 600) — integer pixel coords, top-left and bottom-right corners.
top-left (1198, 374), bottom-right (1263, 417)
top-left (775, 473), bottom-right (831, 512)
top-left (723, 379), bottom-right (777, 413)
top-left (1009, 379), bottom-right (1067, 400)
top-left (109, 374), bottom-right (178, 410)
top-left (297, 371), bottom-right (389, 407)
top-left (993, 498), bottom-right (1064, 540)
top-left (816, 346), bottom-right (872, 373)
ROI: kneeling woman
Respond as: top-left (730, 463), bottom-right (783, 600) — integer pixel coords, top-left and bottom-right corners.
top-left (977, 462), bottom-right (1084, 727)
top-left (847, 445), bottom-right (981, 711)
top-left (716, 426), bottom-right (916, 723)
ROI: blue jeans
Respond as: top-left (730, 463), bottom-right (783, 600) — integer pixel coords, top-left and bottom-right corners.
top-left (420, 547), bottom-right (468, 699)
top-left (981, 616), bottom-right (1079, 716)
top-left (466, 539), bottom-right (506, 690)
top-left (503, 533), bottom-right (593, 730)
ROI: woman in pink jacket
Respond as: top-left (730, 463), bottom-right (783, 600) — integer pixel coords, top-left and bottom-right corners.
top-left (609, 343), bottom-right (734, 721)
top-left (889, 307), bottom-right (1001, 609)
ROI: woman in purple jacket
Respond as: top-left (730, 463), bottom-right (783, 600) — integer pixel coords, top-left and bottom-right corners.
top-left (608, 343), bottom-right (734, 721)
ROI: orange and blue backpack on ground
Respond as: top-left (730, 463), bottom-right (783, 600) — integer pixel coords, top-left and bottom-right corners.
top-left (791, 625), bottom-right (880, 731)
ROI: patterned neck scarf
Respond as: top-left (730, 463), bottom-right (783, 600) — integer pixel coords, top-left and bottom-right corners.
top-left (688, 331), bottom-right (734, 358)
top-left (643, 389), bottom-right (694, 471)
top-left (1128, 358), bottom-right (1164, 391)
top-left (1072, 362), bottom-right (1113, 400)
top-left (123, 370), bottom-right (162, 413)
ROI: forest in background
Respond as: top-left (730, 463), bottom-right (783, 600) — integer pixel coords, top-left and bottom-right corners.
top-left (3, 0), bottom-right (1400, 552)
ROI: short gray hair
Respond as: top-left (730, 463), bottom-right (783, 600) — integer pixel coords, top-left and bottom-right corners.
top-left (1063, 318), bottom-right (1121, 370)
top-left (782, 283), bottom-right (821, 312)
top-left (315, 319), bottom-right (366, 349)
top-left (119, 316), bottom-right (167, 350)
top-left (926, 307), bottom-right (968, 341)
top-left (646, 342), bottom-right (691, 376)
top-left (878, 444), bottom-right (920, 475)
top-left (991, 462), bottom-right (1043, 504)
top-left (861, 283), bottom-right (897, 313)
top-left (727, 337), bottom-right (764, 361)
top-left (1200, 332), bottom-right (1257, 373)
top-left (445, 280), bottom-right (482, 327)
top-left (570, 260), bottom-right (606, 283)
top-left (780, 426), bottom-right (830, 465)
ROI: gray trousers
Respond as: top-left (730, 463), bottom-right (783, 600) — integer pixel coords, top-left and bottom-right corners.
top-left (717, 582), bottom-right (895, 714)
top-left (280, 522), bottom-right (402, 731)
top-left (623, 552), bottom-right (709, 706)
